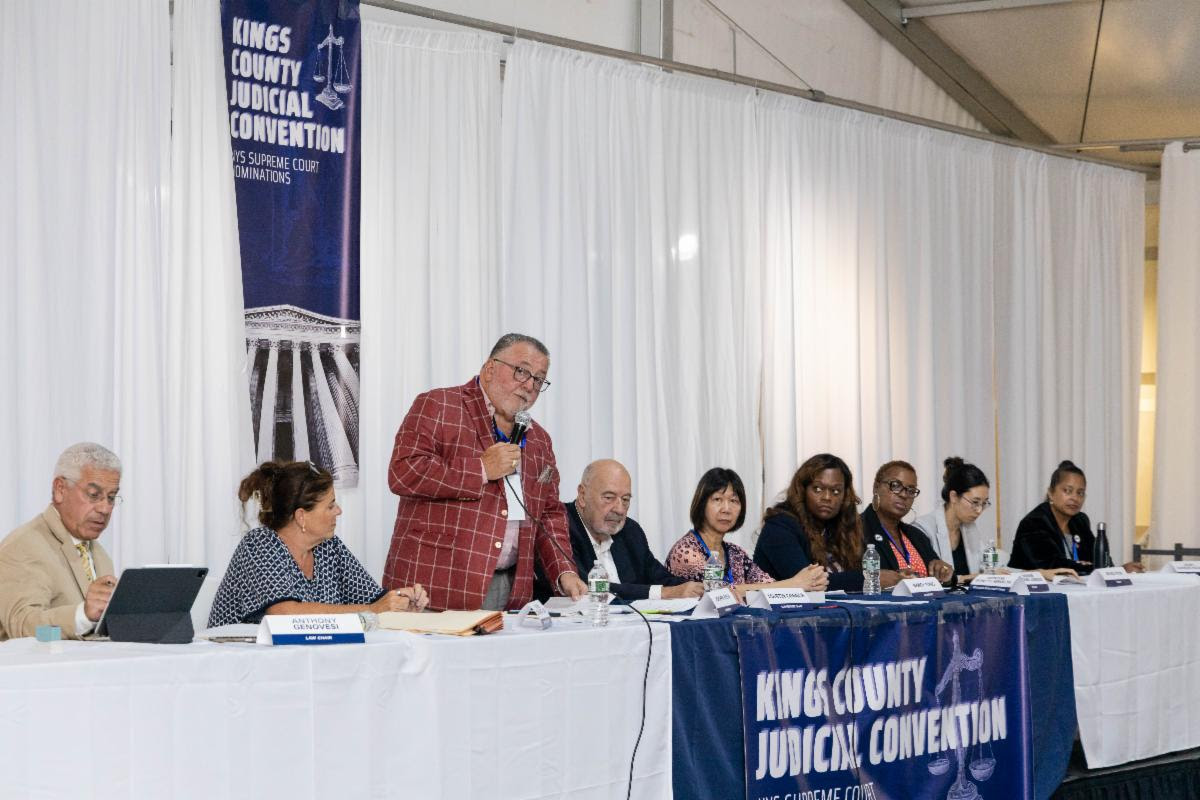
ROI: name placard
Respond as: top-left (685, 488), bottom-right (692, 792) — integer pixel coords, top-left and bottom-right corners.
top-left (969, 573), bottom-right (1049, 595)
top-left (1086, 566), bottom-right (1133, 588)
top-left (256, 613), bottom-right (365, 645)
top-left (968, 573), bottom-right (1022, 593)
top-left (1160, 561), bottom-right (1200, 574)
top-left (691, 587), bottom-right (741, 619)
top-left (1013, 571), bottom-right (1051, 593)
top-left (747, 587), bottom-right (822, 611)
top-left (891, 577), bottom-right (945, 598)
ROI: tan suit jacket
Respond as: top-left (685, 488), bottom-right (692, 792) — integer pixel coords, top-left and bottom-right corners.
top-left (0, 505), bottom-right (114, 640)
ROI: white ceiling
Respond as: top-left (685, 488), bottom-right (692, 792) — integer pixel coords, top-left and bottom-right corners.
top-left (899, 0), bottom-right (1200, 167)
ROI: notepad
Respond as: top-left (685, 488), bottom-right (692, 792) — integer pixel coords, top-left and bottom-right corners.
top-left (377, 609), bottom-right (504, 636)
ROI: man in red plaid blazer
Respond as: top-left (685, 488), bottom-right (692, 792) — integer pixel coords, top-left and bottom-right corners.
top-left (382, 334), bottom-right (589, 611)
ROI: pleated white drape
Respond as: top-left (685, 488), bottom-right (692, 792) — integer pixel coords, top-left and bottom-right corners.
top-left (502, 41), bottom-right (765, 556)
top-left (166, 0), bottom-right (255, 570)
top-left (757, 95), bottom-right (997, 539)
top-left (3, 10), bottom-right (1145, 578)
top-left (351, 23), bottom-right (503, 575)
top-left (1, 0), bottom-right (171, 568)
top-left (1150, 143), bottom-right (1200, 551)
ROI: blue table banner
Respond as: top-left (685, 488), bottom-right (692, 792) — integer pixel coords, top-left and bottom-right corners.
top-left (736, 599), bottom-right (1032, 800)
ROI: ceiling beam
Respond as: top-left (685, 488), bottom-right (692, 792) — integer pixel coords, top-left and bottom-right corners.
top-left (841, 0), bottom-right (1055, 143)
top-left (902, 0), bottom-right (1091, 20)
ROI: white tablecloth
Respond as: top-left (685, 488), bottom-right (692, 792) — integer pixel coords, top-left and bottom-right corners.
top-left (1056, 572), bottom-right (1200, 768)
top-left (0, 615), bottom-right (672, 799)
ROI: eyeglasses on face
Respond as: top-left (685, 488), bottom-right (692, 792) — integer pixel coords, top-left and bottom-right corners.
top-left (65, 478), bottom-right (122, 507)
top-left (963, 497), bottom-right (992, 511)
top-left (492, 358), bottom-right (551, 392)
top-left (883, 480), bottom-right (920, 499)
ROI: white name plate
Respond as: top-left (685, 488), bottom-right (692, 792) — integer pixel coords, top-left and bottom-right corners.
top-left (1160, 561), bottom-right (1200, 574)
top-left (969, 573), bottom-right (1049, 595)
top-left (256, 613), bottom-right (365, 645)
top-left (748, 587), bottom-right (823, 611)
top-left (1086, 566), bottom-right (1133, 588)
top-left (891, 577), bottom-right (945, 598)
top-left (1014, 572), bottom-right (1051, 593)
top-left (690, 587), bottom-right (741, 619)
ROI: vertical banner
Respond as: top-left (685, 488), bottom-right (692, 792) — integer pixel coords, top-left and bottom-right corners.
top-left (221, 0), bottom-right (362, 485)
top-left (737, 602), bottom-right (1032, 800)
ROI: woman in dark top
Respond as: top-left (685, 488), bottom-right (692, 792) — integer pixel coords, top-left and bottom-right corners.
top-left (754, 454), bottom-right (904, 592)
top-left (861, 460), bottom-right (954, 583)
top-left (1008, 460), bottom-right (1143, 575)
top-left (209, 460), bottom-right (428, 626)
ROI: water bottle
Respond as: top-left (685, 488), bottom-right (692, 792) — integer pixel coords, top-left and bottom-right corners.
top-left (357, 611), bottom-right (379, 632)
top-left (587, 561), bottom-right (610, 627)
top-left (702, 550), bottom-right (725, 592)
top-left (1093, 523), bottom-right (1113, 568)
top-left (981, 544), bottom-right (1000, 575)
top-left (862, 544), bottom-right (881, 595)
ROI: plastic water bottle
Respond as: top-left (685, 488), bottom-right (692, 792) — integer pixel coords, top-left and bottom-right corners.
top-left (862, 544), bottom-right (881, 595)
top-left (981, 544), bottom-right (1000, 575)
top-left (587, 561), bottom-right (610, 627)
top-left (702, 550), bottom-right (725, 591)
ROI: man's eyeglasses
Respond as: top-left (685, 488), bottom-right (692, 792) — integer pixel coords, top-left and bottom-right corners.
top-left (883, 480), bottom-right (920, 499)
top-left (963, 497), bottom-right (992, 511)
top-left (492, 358), bottom-right (551, 392)
top-left (65, 478), bottom-right (122, 507)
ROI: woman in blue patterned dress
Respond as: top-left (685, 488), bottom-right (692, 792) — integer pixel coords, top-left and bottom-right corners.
top-left (208, 460), bottom-right (428, 627)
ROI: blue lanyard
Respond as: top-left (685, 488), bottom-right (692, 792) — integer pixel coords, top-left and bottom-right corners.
top-left (491, 419), bottom-right (526, 448)
top-left (1064, 533), bottom-right (1078, 561)
top-left (879, 524), bottom-right (911, 567)
top-left (691, 529), bottom-right (735, 585)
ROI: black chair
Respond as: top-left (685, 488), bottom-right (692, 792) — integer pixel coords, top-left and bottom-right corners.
top-left (1132, 542), bottom-right (1200, 561)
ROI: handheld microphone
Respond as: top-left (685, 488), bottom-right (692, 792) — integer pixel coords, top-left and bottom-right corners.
top-left (511, 410), bottom-right (532, 444)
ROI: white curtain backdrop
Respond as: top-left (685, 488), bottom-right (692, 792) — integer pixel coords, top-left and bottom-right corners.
top-left (1, 0), bottom-right (171, 569)
top-left (166, 0), bottom-right (255, 572)
top-left (757, 95), bottom-right (997, 535)
top-left (993, 151), bottom-right (1144, 558)
top-left (501, 41), bottom-right (764, 558)
top-left (1150, 142), bottom-right (1200, 551)
top-left (351, 23), bottom-right (503, 577)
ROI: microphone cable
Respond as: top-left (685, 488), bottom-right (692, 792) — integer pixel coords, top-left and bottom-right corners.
top-left (503, 473), bottom-right (654, 800)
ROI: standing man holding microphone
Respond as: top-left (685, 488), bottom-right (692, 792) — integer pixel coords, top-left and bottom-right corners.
top-left (383, 334), bottom-right (587, 611)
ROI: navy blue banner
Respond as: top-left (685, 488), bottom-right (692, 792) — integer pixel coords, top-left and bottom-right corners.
top-left (222, 0), bottom-right (362, 485)
top-left (737, 602), bottom-right (1032, 800)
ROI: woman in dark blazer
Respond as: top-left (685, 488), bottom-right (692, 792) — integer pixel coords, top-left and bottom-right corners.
top-left (755, 454), bottom-right (905, 592)
top-left (860, 460), bottom-right (954, 583)
top-left (1008, 460), bottom-right (1143, 575)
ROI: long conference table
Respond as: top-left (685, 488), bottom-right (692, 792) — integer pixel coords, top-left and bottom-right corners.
top-left (1, 573), bottom-right (1198, 799)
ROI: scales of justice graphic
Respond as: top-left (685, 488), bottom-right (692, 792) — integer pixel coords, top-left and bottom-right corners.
top-left (313, 23), bottom-right (351, 110)
top-left (928, 631), bottom-right (996, 800)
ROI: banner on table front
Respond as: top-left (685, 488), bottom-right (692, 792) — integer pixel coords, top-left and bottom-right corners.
top-left (736, 602), bottom-right (1031, 800)
top-left (221, 0), bottom-right (362, 485)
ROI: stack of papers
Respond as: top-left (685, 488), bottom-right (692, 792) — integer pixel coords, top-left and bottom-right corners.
top-left (378, 609), bottom-right (504, 635)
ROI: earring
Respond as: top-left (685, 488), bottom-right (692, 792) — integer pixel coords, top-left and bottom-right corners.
top-left (873, 493), bottom-right (879, 505)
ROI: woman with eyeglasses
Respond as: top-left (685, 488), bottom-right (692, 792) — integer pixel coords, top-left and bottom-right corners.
top-left (666, 467), bottom-right (828, 596)
top-left (754, 453), bottom-right (904, 592)
top-left (208, 460), bottom-right (429, 627)
top-left (912, 457), bottom-right (993, 577)
top-left (1008, 460), bottom-right (1144, 575)
top-left (862, 460), bottom-right (955, 583)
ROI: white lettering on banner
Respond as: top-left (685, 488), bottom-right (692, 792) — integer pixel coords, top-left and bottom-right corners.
top-left (225, 15), bottom-right (348, 155)
top-left (756, 658), bottom-right (927, 722)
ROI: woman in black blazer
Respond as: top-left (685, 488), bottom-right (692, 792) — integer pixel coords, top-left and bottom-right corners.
top-left (861, 460), bottom-right (954, 583)
top-left (755, 453), bottom-right (905, 592)
top-left (1008, 460), bottom-right (1143, 575)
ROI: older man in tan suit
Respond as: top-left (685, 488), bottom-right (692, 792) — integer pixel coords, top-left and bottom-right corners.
top-left (0, 442), bottom-right (121, 640)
